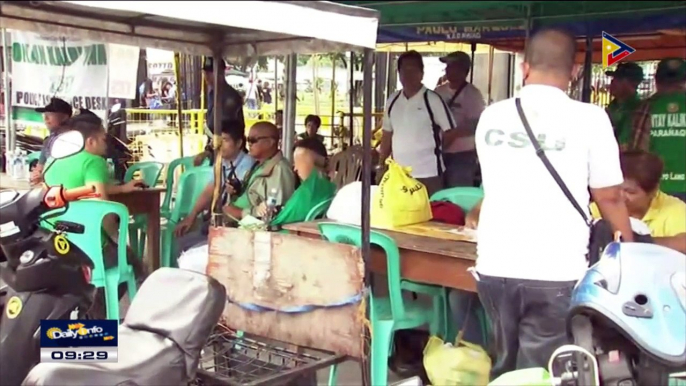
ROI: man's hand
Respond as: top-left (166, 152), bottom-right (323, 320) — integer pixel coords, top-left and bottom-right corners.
top-left (224, 181), bottom-right (235, 196)
top-left (30, 165), bottom-right (44, 185)
top-left (255, 202), bottom-right (268, 218)
top-left (465, 199), bottom-right (483, 229)
top-left (193, 151), bottom-right (210, 167)
top-left (174, 217), bottom-right (194, 237)
top-left (121, 179), bottom-right (144, 193)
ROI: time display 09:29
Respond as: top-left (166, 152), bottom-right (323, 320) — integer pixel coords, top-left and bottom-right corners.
top-left (51, 350), bottom-right (108, 360)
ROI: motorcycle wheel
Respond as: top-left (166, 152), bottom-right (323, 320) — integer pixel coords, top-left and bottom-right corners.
top-left (570, 314), bottom-right (598, 386)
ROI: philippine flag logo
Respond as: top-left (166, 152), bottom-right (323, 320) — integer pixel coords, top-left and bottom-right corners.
top-left (602, 32), bottom-right (635, 68)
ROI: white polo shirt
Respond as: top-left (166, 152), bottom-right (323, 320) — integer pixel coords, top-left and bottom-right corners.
top-left (434, 82), bottom-right (485, 153)
top-left (383, 86), bottom-right (456, 178)
top-left (475, 84), bottom-right (624, 281)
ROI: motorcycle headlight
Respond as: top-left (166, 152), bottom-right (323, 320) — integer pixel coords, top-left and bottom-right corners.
top-left (590, 242), bottom-right (622, 294)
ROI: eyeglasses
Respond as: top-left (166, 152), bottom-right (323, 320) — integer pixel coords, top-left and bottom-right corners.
top-left (246, 136), bottom-right (275, 144)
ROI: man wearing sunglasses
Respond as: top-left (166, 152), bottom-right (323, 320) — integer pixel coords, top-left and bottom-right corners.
top-left (222, 121), bottom-right (296, 221)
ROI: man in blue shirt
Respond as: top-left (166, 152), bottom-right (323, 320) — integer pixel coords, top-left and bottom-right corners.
top-left (29, 98), bottom-right (73, 184)
top-left (194, 57), bottom-right (246, 166)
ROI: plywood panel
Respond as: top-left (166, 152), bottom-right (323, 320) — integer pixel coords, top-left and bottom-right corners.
top-left (207, 226), bottom-right (366, 358)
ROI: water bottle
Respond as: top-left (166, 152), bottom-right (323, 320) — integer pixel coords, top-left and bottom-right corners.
top-left (5, 150), bottom-right (15, 177)
top-left (265, 188), bottom-right (278, 222)
top-left (12, 150), bottom-right (24, 180)
top-left (106, 158), bottom-right (115, 179)
top-left (21, 151), bottom-right (30, 180)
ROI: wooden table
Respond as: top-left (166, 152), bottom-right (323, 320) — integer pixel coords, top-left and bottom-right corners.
top-left (283, 220), bottom-right (478, 292)
top-left (1, 174), bottom-right (164, 270)
top-left (111, 188), bottom-right (165, 271)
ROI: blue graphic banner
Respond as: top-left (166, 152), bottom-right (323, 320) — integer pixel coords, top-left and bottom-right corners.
top-left (376, 13), bottom-right (686, 43)
top-left (40, 320), bottom-right (118, 348)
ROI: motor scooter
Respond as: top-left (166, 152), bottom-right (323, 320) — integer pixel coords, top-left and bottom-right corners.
top-left (22, 267), bottom-right (227, 385)
top-left (0, 130), bottom-right (102, 386)
top-left (549, 241), bottom-right (686, 386)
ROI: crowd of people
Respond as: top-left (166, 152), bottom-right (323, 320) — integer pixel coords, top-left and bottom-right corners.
top-left (24, 25), bottom-right (685, 381)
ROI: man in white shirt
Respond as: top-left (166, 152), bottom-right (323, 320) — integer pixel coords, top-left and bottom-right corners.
top-left (473, 29), bottom-right (633, 378)
top-left (435, 51), bottom-right (486, 187)
top-left (379, 50), bottom-right (457, 196)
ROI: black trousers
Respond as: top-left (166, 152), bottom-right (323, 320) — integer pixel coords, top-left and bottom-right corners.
top-left (476, 273), bottom-right (575, 380)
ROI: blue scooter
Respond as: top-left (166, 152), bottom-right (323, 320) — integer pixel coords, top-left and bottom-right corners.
top-left (550, 241), bottom-right (686, 385)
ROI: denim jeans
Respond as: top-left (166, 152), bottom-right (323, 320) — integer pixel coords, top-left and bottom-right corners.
top-left (448, 289), bottom-right (485, 346)
top-left (476, 273), bottom-right (575, 380)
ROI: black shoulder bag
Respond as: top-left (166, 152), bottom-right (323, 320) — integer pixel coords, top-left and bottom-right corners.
top-left (514, 98), bottom-right (651, 266)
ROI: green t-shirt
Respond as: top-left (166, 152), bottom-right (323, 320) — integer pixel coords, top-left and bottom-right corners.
top-left (44, 150), bottom-right (109, 188)
top-left (607, 94), bottom-right (641, 146)
top-left (648, 91), bottom-right (686, 194)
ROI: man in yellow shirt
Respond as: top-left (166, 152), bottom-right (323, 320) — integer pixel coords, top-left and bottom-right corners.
top-left (590, 150), bottom-right (686, 253)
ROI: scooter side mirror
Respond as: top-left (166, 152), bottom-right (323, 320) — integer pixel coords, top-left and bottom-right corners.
top-left (49, 130), bottom-right (85, 160)
top-left (110, 104), bottom-right (121, 113)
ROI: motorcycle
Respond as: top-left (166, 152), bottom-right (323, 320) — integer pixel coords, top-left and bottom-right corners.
top-left (549, 241), bottom-right (686, 386)
top-left (22, 267), bottom-right (227, 385)
top-left (0, 130), bottom-right (101, 386)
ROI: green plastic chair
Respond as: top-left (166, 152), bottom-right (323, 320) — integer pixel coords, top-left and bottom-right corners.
top-left (430, 186), bottom-right (484, 212)
top-left (27, 151), bottom-right (41, 164)
top-left (304, 197), bottom-right (334, 221)
top-left (43, 200), bottom-right (138, 321)
top-left (318, 222), bottom-right (447, 386)
top-left (125, 161), bottom-right (164, 256)
top-left (160, 166), bottom-right (213, 268)
top-left (129, 156), bottom-right (206, 257)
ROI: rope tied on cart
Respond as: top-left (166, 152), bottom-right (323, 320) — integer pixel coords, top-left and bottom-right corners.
top-left (227, 287), bottom-right (369, 313)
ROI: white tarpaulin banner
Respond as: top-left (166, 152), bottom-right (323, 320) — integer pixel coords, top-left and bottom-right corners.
top-left (9, 30), bottom-right (138, 134)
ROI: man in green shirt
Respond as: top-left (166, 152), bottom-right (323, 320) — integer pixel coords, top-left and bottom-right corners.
top-left (631, 58), bottom-right (686, 202)
top-left (44, 111), bottom-right (144, 277)
top-left (605, 62), bottom-right (644, 148)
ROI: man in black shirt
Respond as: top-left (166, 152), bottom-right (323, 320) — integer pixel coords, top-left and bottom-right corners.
top-left (194, 57), bottom-right (246, 166)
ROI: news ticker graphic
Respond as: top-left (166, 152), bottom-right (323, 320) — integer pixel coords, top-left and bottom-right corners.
top-left (40, 320), bottom-right (118, 363)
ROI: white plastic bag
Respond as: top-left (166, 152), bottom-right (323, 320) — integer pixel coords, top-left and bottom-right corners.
top-left (326, 181), bottom-right (379, 226)
top-left (177, 243), bottom-right (209, 274)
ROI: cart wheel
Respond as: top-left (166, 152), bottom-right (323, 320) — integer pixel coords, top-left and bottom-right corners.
top-left (570, 314), bottom-right (598, 385)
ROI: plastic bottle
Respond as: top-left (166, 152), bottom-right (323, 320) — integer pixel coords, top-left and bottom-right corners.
top-left (5, 150), bottom-right (15, 177)
top-left (13, 150), bottom-right (24, 180)
top-left (264, 188), bottom-right (279, 222)
top-left (21, 151), bottom-right (30, 181)
top-left (106, 158), bottom-right (115, 179)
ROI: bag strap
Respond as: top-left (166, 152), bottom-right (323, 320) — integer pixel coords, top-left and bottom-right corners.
top-left (423, 90), bottom-right (444, 176)
top-left (387, 91), bottom-right (402, 117)
top-left (447, 82), bottom-right (468, 108)
top-left (514, 98), bottom-right (591, 226)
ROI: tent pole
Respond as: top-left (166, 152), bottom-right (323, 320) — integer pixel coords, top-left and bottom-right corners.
top-left (330, 56), bottom-right (336, 149)
top-left (581, 35), bottom-right (593, 103)
top-left (2, 28), bottom-right (13, 152)
top-left (348, 51), bottom-right (355, 147)
top-left (283, 53), bottom-right (297, 162)
top-left (210, 48), bottom-right (225, 224)
top-left (360, 46), bottom-right (374, 386)
top-left (274, 56), bottom-right (279, 115)
top-left (173, 52), bottom-right (184, 157)
top-left (469, 42), bottom-right (476, 83)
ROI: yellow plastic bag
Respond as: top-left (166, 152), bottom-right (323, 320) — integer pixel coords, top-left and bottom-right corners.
top-left (423, 335), bottom-right (492, 386)
top-left (371, 158), bottom-right (432, 229)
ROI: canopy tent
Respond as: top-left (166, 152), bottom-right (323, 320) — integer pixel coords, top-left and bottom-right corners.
top-left (336, 1), bottom-right (686, 61)
top-left (0, 1), bottom-right (379, 57)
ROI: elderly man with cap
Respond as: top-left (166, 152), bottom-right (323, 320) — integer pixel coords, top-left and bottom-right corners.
top-left (630, 57), bottom-right (686, 202)
top-left (193, 57), bottom-right (246, 166)
top-left (29, 97), bottom-right (73, 184)
top-left (434, 51), bottom-right (486, 188)
top-left (605, 62), bottom-right (644, 148)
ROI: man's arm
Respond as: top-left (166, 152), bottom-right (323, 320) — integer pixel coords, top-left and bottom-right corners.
top-left (379, 97), bottom-right (394, 164)
top-left (588, 109), bottom-right (633, 241)
top-left (454, 88), bottom-right (487, 140)
top-left (465, 198), bottom-right (483, 229)
top-left (654, 234), bottom-right (686, 254)
top-left (429, 92), bottom-right (459, 144)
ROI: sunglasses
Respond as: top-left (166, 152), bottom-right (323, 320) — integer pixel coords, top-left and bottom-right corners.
top-left (247, 136), bottom-right (275, 144)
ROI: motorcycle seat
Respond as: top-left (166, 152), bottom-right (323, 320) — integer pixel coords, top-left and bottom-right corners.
top-left (22, 268), bottom-right (227, 386)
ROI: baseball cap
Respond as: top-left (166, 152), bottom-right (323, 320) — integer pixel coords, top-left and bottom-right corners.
top-left (35, 97), bottom-right (73, 116)
top-left (439, 51), bottom-right (472, 68)
top-left (605, 62), bottom-right (644, 83)
top-left (655, 58), bottom-right (686, 83)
